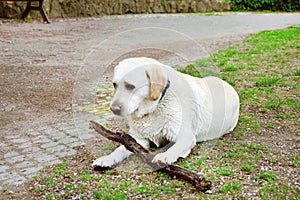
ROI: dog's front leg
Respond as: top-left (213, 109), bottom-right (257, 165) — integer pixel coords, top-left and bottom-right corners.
top-left (152, 132), bottom-right (196, 165)
top-left (92, 145), bottom-right (132, 168)
top-left (92, 136), bottom-right (149, 168)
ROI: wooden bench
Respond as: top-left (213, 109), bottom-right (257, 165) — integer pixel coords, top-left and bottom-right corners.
top-left (1, 0), bottom-right (50, 23)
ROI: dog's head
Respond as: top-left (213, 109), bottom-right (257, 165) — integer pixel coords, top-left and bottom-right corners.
top-left (110, 57), bottom-right (168, 117)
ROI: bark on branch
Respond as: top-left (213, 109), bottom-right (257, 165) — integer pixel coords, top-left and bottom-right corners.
top-left (89, 121), bottom-right (212, 192)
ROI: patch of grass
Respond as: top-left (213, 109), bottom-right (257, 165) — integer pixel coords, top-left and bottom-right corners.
top-left (132, 184), bottom-right (175, 197)
top-left (179, 58), bottom-right (220, 77)
top-left (178, 64), bottom-right (202, 78)
top-left (156, 172), bottom-right (169, 179)
top-left (53, 161), bottom-right (68, 176)
top-left (240, 163), bottom-right (253, 172)
top-left (221, 182), bottom-right (242, 193)
top-left (83, 149), bottom-right (90, 154)
top-left (259, 183), bottom-right (300, 200)
top-left (2, 17), bottom-right (33, 23)
top-left (250, 124), bottom-right (260, 133)
top-left (93, 189), bottom-right (128, 200)
top-left (265, 122), bottom-right (275, 127)
top-left (81, 173), bottom-right (102, 182)
top-left (264, 98), bottom-right (283, 110)
top-left (255, 77), bottom-right (279, 87)
top-left (276, 113), bottom-right (295, 120)
top-left (105, 170), bottom-right (114, 175)
top-left (196, 59), bottom-right (212, 68)
top-left (244, 143), bottom-right (267, 152)
top-left (179, 160), bottom-right (196, 171)
top-left (294, 69), bottom-right (300, 76)
top-left (293, 155), bottom-right (300, 167)
top-left (255, 172), bottom-right (278, 182)
top-left (214, 168), bottom-right (234, 176)
top-left (196, 157), bottom-right (207, 166)
top-left (224, 66), bottom-right (238, 71)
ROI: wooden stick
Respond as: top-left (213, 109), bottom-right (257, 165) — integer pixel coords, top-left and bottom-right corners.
top-left (89, 121), bottom-right (212, 192)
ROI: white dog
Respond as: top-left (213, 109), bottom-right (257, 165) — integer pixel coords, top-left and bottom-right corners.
top-left (92, 57), bottom-right (239, 167)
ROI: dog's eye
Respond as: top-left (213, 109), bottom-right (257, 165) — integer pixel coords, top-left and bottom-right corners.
top-left (125, 83), bottom-right (135, 91)
top-left (113, 82), bottom-right (117, 89)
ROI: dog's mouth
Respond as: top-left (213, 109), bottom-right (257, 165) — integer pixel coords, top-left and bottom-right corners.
top-left (110, 107), bottom-right (134, 118)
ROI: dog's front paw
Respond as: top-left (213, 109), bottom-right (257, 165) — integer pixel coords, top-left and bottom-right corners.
top-left (152, 152), bottom-right (178, 165)
top-left (92, 156), bottom-right (116, 169)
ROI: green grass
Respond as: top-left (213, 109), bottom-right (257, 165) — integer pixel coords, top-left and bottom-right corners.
top-left (1, 17), bottom-right (33, 23)
top-left (29, 150), bottom-right (180, 199)
top-left (224, 66), bottom-right (238, 71)
top-left (240, 163), bottom-right (253, 172)
top-left (196, 157), bottom-right (207, 166)
top-left (7, 26), bottom-right (299, 200)
top-left (93, 189), bottom-right (128, 200)
top-left (177, 64), bottom-right (202, 78)
top-left (221, 182), bottom-right (242, 193)
top-left (255, 77), bottom-right (279, 87)
top-left (214, 168), bottom-right (234, 176)
top-left (259, 183), bottom-right (300, 200)
top-left (255, 172), bottom-right (278, 182)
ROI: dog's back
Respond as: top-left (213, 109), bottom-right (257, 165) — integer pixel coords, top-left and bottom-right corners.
top-left (192, 76), bottom-right (240, 141)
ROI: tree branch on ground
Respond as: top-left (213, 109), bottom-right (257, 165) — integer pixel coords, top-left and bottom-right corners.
top-left (89, 121), bottom-right (212, 192)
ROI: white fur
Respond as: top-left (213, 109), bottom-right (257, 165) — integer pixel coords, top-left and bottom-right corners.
top-left (92, 57), bottom-right (239, 167)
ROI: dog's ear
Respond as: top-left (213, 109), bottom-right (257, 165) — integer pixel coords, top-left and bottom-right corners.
top-left (146, 66), bottom-right (167, 101)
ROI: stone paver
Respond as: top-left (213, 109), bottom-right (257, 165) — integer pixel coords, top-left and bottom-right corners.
top-left (0, 114), bottom-right (101, 191)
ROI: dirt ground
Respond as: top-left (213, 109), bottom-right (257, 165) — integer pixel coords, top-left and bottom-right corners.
top-left (0, 65), bottom-right (76, 127)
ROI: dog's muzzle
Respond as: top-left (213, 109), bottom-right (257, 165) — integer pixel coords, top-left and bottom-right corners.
top-left (110, 105), bottom-right (121, 115)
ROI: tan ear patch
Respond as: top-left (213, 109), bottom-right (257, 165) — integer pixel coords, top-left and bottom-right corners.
top-left (150, 83), bottom-right (164, 101)
top-left (146, 66), bottom-right (167, 101)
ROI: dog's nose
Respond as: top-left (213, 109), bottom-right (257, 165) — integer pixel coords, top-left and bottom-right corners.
top-left (110, 105), bottom-right (121, 115)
